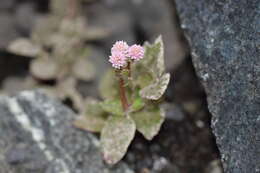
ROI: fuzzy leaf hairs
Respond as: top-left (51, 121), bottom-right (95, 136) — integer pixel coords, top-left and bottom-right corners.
top-left (74, 36), bottom-right (171, 164)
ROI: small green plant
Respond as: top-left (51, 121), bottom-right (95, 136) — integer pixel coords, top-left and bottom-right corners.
top-left (8, 0), bottom-right (106, 81)
top-left (74, 36), bottom-right (170, 164)
top-left (7, 0), bottom-right (107, 111)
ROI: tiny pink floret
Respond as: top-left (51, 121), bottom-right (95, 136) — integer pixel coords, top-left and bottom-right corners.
top-left (111, 41), bottom-right (129, 54)
top-left (109, 51), bottom-right (127, 69)
top-left (109, 41), bottom-right (145, 69)
top-left (127, 44), bottom-right (144, 61)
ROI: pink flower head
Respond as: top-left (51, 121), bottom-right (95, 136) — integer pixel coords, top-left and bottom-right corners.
top-left (111, 41), bottom-right (129, 54)
top-left (127, 44), bottom-right (144, 61)
top-left (109, 51), bottom-right (127, 69)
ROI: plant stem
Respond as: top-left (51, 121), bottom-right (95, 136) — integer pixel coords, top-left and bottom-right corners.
top-left (118, 72), bottom-right (129, 113)
top-left (127, 61), bottom-right (131, 78)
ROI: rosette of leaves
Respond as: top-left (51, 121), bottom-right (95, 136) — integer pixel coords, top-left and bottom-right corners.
top-left (74, 36), bottom-right (170, 164)
top-left (8, 17), bottom-right (104, 82)
top-left (7, 0), bottom-right (108, 110)
top-left (7, 0), bottom-right (107, 81)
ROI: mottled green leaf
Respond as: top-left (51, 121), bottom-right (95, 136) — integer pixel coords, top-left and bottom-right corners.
top-left (132, 35), bottom-right (169, 98)
top-left (30, 58), bottom-right (59, 80)
top-left (84, 26), bottom-right (108, 40)
top-left (131, 97), bottom-right (145, 112)
top-left (51, 0), bottom-right (69, 17)
top-left (73, 114), bottom-right (107, 133)
top-left (99, 69), bottom-right (119, 99)
top-left (140, 73), bottom-right (170, 100)
top-left (72, 58), bottom-right (96, 81)
top-left (134, 71), bottom-right (153, 89)
top-left (32, 16), bottom-right (59, 46)
top-left (142, 35), bottom-right (164, 78)
top-left (8, 38), bottom-right (41, 57)
top-left (154, 36), bottom-right (165, 77)
top-left (101, 116), bottom-right (136, 164)
top-left (60, 17), bottom-right (88, 38)
top-left (49, 33), bottom-right (71, 52)
top-left (73, 99), bottom-right (108, 132)
top-left (99, 100), bottom-right (124, 116)
top-left (131, 107), bottom-right (165, 140)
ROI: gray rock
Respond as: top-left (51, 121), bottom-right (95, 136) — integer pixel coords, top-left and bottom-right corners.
top-left (0, 90), bottom-right (133, 173)
top-left (0, 0), bottom-right (15, 11)
top-left (14, 3), bottom-right (38, 35)
top-left (175, 0), bottom-right (260, 172)
top-left (0, 13), bottom-right (19, 48)
top-left (0, 2), bottom-right (39, 49)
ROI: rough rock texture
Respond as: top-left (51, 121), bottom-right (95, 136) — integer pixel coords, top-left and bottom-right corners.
top-left (0, 90), bottom-right (133, 173)
top-left (175, 0), bottom-right (260, 173)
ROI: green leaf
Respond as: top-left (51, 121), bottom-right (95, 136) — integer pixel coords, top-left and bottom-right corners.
top-left (134, 71), bottom-right (153, 89)
top-left (32, 16), bottom-right (59, 46)
top-left (101, 116), bottom-right (136, 164)
top-left (154, 36), bottom-right (165, 77)
top-left (132, 35), bottom-right (169, 96)
top-left (142, 35), bottom-right (164, 78)
top-left (72, 58), bottom-right (96, 81)
top-left (140, 73), bottom-right (170, 100)
top-left (99, 69), bottom-right (119, 99)
top-left (99, 100), bottom-right (124, 116)
top-left (73, 100), bottom-right (108, 132)
top-left (131, 106), bottom-right (165, 140)
top-left (60, 17), bottom-right (88, 38)
top-left (8, 38), bottom-right (41, 57)
top-left (84, 26), bottom-right (108, 41)
top-left (130, 97), bottom-right (145, 112)
top-left (51, 0), bottom-right (69, 17)
top-left (73, 114), bottom-right (107, 133)
top-left (30, 58), bottom-right (59, 80)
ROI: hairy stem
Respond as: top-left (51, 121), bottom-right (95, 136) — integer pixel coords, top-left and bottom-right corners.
top-left (118, 73), bottom-right (129, 112)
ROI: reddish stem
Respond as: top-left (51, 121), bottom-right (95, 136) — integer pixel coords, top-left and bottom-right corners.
top-left (118, 72), bottom-right (129, 112)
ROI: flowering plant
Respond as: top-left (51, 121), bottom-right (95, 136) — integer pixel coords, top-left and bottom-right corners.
top-left (74, 36), bottom-right (170, 164)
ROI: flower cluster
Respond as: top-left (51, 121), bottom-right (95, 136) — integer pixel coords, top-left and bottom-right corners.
top-left (109, 41), bottom-right (144, 69)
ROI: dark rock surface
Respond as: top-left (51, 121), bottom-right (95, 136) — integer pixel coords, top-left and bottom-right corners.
top-left (175, 0), bottom-right (260, 172)
top-left (14, 2), bottom-right (38, 35)
top-left (0, 1), bottom-right (38, 49)
top-left (0, 90), bottom-right (133, 173)
top-left (0, 13), bottom-right (19, 48)
top-left (0, 0), bottom-right (15, 11)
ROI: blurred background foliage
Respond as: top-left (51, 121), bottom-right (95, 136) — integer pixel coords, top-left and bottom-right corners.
top-left (0, 0), bottom-right (223, 172)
